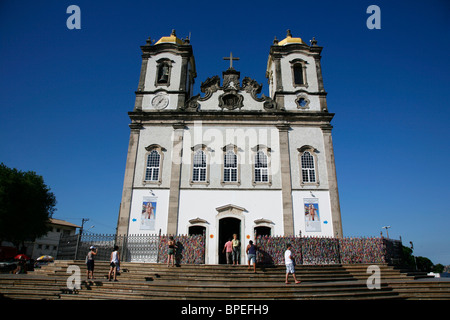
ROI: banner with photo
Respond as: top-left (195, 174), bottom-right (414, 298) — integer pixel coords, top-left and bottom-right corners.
top-left (304, 198), bottom-right (321, 232)
top-left (141, 196), bottom-right (157, 230)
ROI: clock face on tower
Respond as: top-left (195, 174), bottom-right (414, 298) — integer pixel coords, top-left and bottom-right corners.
top-left (151, 94), bottom-right (169, 109)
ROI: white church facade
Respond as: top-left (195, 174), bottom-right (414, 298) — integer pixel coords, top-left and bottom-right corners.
top-left (117, 30), bottom-right (343, 264)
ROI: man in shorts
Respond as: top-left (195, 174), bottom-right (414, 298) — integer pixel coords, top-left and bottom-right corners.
top-left (246, 240), bottom-right (257, 273)
top-left (284, 243), bottom-right (301, 284)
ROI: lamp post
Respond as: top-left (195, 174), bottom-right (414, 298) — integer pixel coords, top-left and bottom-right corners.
top-left (80, 218), bottom-right (89, 235)
top-left (382, 226), bottom-right (391, 239)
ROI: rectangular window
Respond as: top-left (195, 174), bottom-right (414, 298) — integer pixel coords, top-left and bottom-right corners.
top-left (309, 169), bottom-right (316, 183)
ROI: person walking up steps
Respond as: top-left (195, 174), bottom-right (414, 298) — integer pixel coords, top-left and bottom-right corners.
top-left (223, 238), bottom-right (233, 264)
top-left (108, 246), bottom-right (120, 281)
top-left (284, 243), bottom-right (301, 284)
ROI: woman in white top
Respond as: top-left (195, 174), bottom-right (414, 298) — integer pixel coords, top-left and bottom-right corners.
top-left (108, 245), bottom-right (120, 281)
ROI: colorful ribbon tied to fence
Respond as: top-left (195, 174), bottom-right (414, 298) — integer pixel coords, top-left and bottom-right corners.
top-left (256, 236), bottom-right (395, 265)
top-left (158, 234), bottom-right (205, 264)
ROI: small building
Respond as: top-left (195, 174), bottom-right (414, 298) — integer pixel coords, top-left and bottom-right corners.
top-left (27, 218), bottom-right (80, 259)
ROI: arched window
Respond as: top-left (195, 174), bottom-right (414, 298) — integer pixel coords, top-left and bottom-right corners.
top-left (224, 150), bottom-right (238, 182)
top-left (300, 151), bottom-right (316, 183)
top-left (293, 64), bottom-right (304, 85)
top-left (145, 150), bottom-right (160, 181)
top-left (193, 150), bottom-right (207, 182)
top-left (290, 58), bottom-right (308, 88)
top-left (143, 144), bottom-right (165, 185)
top-left (254, 151), bottom-right (268, 183)
top-left (252, 145), bottom-right (272, 185)
top-left (190, 144), bottom-right (210, 185)
top-left (221, 144), bottom-right (240, 185)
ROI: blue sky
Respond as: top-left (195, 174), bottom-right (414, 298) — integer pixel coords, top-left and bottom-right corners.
top-left (1, 0), bottom-right (449, 265)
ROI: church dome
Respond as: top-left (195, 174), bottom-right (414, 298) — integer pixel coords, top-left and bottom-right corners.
top-left (277, 29), bottom-right (307, 46)
top-left (155, 29), bottom-right (184, 45)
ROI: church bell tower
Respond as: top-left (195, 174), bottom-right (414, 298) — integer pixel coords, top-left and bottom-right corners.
top-left (266, 30), bottom-right (327, 112)
top-left (266, 30), bottom-right (342, 237)
top-left (134, 30), bottom-right (196, 111)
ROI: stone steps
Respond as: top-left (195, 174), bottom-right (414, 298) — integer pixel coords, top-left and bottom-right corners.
top-left (387, 280), bottom-right (450, 300)
top-left (59, 278), bottom-right (399, 300)
top-left (0, 275), bottom-right (64, 300)
top-left (1, 260), bottom-right (449, 300)
top-left (33, 262), bottom-right (430, 286)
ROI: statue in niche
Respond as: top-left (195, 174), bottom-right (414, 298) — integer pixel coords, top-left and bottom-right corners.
top-left (158, 63), bottom-right (169, 83)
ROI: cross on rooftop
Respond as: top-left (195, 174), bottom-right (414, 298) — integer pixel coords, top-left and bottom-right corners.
top-left (223, 52), bottom-right (240, 69)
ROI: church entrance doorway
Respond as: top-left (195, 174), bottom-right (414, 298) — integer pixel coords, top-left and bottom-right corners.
top-left (218, 217), bottom-right (241, 264)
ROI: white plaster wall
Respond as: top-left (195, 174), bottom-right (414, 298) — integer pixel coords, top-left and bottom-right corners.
top-left (198, 90), bottom-right (265, 111)
top-left (178, 189), bottom-right (284, 264)
top-left (140, 52), bottom-right (183, 110)
top-left (141, 93), bottom-right (173, 111)
top-left (288, 126), bottom-right (329, 190)
top-left (279, 53), bottom-right (318, 93)
top-left (283, 94), bottom-right (321, 111)
top-left (267, 52), bottom-right (321, 111)
top-left (144, 52), bottom-right (182, 92)
top-left (133, 125), bottom-right (174, 189)
top-left (180, 124), bottom-right (282, 189)
top-left (292, 190), bottom-right (334, 237)
top-left (128, 189), bottom-right (170, 235)
top-left (133, 123), bottom-right (286, 190)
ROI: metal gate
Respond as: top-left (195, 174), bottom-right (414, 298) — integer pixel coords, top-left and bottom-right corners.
top-left (57, 233), bottom-right (161, 262)
top-left (120, 234), bottom-right (160, 263)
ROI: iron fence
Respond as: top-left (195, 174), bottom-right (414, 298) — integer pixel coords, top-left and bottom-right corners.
top-left (56, 232), bottom-right (205, 264)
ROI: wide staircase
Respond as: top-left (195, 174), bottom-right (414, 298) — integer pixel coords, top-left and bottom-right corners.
top-left (1, 261), bottom-right (449, 300)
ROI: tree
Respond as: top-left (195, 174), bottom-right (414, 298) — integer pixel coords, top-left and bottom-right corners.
top-left (401, 245), bottom-right (416, 269)
top-left (433, 263), bottom-right (444, 273)
top-left (415, 256), bottom-right (434, 273)
top-left (401, 244), bottom-right (444, 273)
top-left (0, 163), bottom-right (57, 249)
